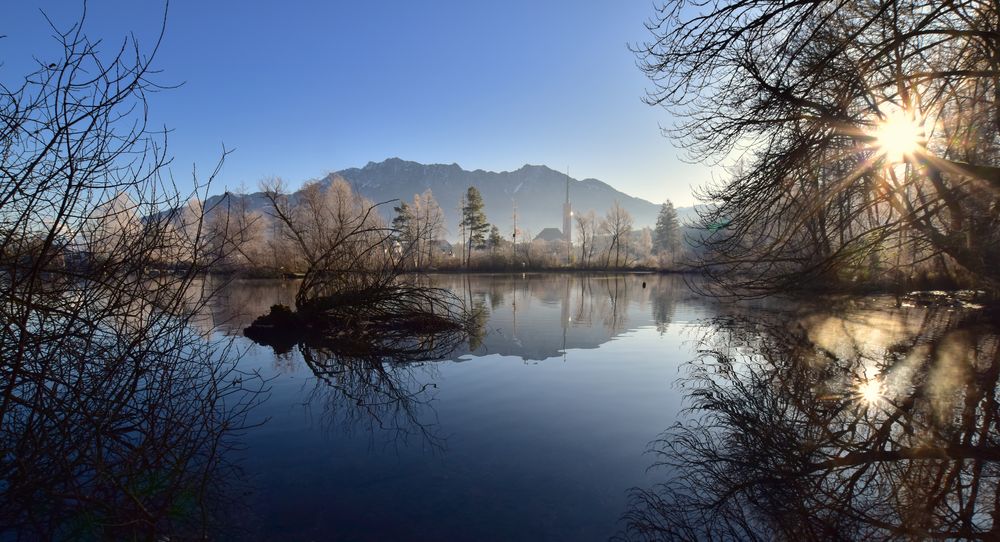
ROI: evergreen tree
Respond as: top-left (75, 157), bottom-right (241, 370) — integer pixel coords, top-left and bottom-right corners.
top-left (461, 186), bottom-right (489, 264)
top-left (392, 202), bottom-right (416, 263)
top-left (487, 224), bottom-right (503, 254)
top-left (653, 200), bottom-right (680, 255)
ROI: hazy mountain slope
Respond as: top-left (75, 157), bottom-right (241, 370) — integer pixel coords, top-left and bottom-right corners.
top-left (203, 158), bottom-right (697, 241)
top-left (323, 158), bottom-right (671, 238)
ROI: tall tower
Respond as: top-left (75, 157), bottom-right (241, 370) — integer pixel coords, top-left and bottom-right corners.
top-left (562, 170), bottom-right (572, 247)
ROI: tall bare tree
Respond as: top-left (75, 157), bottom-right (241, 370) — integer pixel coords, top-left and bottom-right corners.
top-left (637, 0), bottom-right (1000, 296)
top-left (0, 8), bottom-right (262, 537)
top-left (600, 201), bottom-right (634, 268)
top-left (412, 189), bottom-right (445, 267)
top-left (575, 210), bottom-right (598, 267)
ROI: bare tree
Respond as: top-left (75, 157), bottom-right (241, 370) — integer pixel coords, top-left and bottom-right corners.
top-left (200, 191), bottom-right (268, 271)
top-left (600, 201), bottom-right (634, 268)
top-left (637, 227), bottom-right (654, 265)
top-left (0, 8), bottom-right (263, 538)
top-left (260, 177), bottom-right (393, 309)
top-left (254, 178), bottom-right (472, 347)
top-left (575, 210), bottom-right (598, 268)
top-left (636, 0), bottom-right (1000, 296)
top-left (412, 189), bottom-right (445, 267)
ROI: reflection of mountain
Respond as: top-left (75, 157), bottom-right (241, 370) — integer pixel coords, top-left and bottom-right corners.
top-left (207, 274), bottom-right (710, 362)
top-left (201, 278), bottom-right (300, 335)
top-left (437, 274), bottom-right (707, 361)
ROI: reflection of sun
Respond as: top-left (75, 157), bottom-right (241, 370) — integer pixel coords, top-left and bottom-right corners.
top-left (857, 379), bottom-right (884, 406)
top-left (873, 110), bottom-right (925, 162)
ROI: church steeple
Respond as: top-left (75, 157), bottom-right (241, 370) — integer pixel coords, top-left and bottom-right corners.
top-left (562, 169), bottom-right (572, 250)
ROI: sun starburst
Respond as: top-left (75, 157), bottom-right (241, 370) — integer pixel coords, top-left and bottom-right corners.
top-left (872, 110), bottom-right (925, 162)
top-left (856, 378), bottom-right (885, 406)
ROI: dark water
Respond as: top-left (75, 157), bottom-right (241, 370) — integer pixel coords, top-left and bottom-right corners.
top-left (7, 273), bottom-right (997, 540)
top-left (203, 273), bottom-right (710, 540)
top-left (202, 275), bottom-right (1000, 541)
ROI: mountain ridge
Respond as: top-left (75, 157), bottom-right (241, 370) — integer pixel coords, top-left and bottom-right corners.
top-left (207, 158), bottom-right (693, 241)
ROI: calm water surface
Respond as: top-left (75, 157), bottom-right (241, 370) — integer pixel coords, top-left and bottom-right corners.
top-left (206, 273), bottom-right (709, 540)
top-left (200, 274), bottom-right (999, 540)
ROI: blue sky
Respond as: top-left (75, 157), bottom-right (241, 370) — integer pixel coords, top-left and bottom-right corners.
top-left (3, 1), bottom-right (710, 206)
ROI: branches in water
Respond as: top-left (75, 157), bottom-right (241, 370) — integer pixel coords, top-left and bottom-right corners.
top-left (251, 177), bottom-right (477, 358)
top-left (618, 301), bottom-right (1000, 540)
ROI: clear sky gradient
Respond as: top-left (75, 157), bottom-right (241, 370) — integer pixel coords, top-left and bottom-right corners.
top-left (3, 1), bottom-right (711, 206)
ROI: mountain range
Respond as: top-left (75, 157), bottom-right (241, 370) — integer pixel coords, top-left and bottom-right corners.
top-left (206, 158), bottom-right (694, 241)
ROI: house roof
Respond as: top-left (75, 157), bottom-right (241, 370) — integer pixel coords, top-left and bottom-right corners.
top-left (533, 228), bottom-right (564, 242)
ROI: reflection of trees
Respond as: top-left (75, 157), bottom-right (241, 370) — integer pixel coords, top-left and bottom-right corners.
top-left (0, 307), bottom-right (266, 539)
top-left (249, 309), bottom-right (482, 448)
top-left (207, 278), bottom-right (299, 334)
top-left (574, 276), bottom-right (596, 327)
top-left (0, 9), bottom-right (265, 539)
top-left (466, 298), bottom-right (489, 351)
top-left (487, 277), bottom-right (506, 309)
top-left (301, 346), bottom-right (445, 449)
top-left (599, 276), bottom-right (631, 334)
top-left (651, 281), bottom-right (677, 335)
top-left (620, 304), bottom-right (1000, 540)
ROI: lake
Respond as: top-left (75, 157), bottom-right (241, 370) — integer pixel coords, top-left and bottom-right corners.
top-left (205, 273), bottom-right (710, 540)
top-left (6, 273), bottom-right (996, 540)
top-left (196, 274), bottom-right (1000, 540)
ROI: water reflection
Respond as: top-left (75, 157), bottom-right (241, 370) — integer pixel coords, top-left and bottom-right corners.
top-left (208, 273), bottom-right (701, 362)
top-left (436, 273), bottom-right (696, 361)
top-left (297, 343), bottom-right (452, 449)
top-left (205, 273), bottom-right (703, 450)
top-left (195, 273), bottom-right (711, 539)
top-left (0, 284), bottom-right (266, 539)
top-left (619, 300), bottom-right (1000, 540)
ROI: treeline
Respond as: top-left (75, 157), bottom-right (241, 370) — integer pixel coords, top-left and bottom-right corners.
top-left (41, 181), bottom-right (691, 275)
top-left (220, 184), bottom-right (689, 273)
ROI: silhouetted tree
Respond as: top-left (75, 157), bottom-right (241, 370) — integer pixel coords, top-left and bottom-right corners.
top-left (637, 0), bottom-right (1000, 296)
top-left (0, 8), bottom-right (263, 538)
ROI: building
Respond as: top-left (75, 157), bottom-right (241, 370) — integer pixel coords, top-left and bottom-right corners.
top-left (533, 228), bottom-right (565, 243)
top-left (562, 174), bottom-right (572, 246)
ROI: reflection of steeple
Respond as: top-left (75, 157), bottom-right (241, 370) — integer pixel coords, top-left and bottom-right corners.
top-left (425, 274), bottom-right (689, 362)
top-left (561, 276), bottom-right (571, 361)
top-left (512, 276), bottom-right (518, 342)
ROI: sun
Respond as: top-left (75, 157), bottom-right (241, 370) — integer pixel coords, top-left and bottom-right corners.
top-left (856, 379), bottom-right (884, 406)
top-left (873, 110), bottom-right (925, 162)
